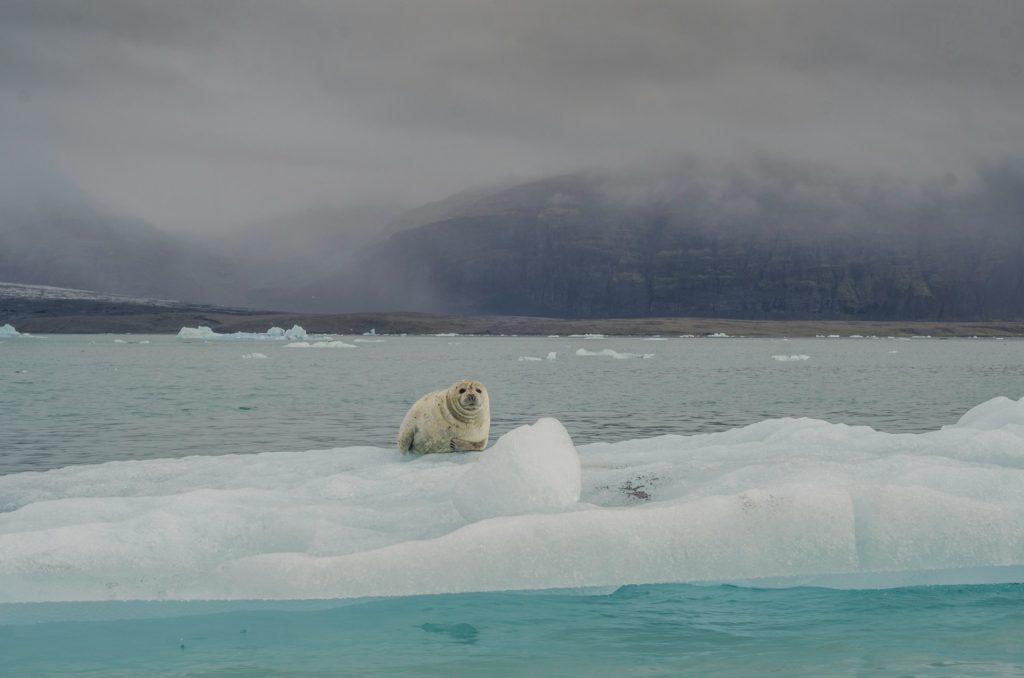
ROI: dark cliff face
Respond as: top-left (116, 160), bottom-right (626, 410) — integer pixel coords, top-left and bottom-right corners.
top-left (349, 162), bottom-right (1024, 320)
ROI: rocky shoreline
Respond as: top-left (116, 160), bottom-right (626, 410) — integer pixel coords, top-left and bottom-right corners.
top-left (6, 309), bottom-right (1024, 338)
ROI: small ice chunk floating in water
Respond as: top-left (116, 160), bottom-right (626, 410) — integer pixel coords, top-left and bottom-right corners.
top-left (518, 352), bottom-right (557, 361)
top-left (576, 348), bottom-right (653, 359)
top-left (284, 340), bottom-right (356, 348)
top-left (2, 397), bottom-right (1024, 602)
top-left (772, 354), bottom-right (810, 362)
top-left (177, 325), bottom-right (309, 341)
top-left (242, 352), bottom-right (269, 359)
top-left (0, 323), bottom-right (26, 337)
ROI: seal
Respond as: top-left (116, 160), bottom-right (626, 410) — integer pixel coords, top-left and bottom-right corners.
top-left (397, 379), bottom-right (490, 453)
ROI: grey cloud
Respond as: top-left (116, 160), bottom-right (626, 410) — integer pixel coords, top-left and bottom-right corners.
top-left (1, 0), bottom-right (1022, 232)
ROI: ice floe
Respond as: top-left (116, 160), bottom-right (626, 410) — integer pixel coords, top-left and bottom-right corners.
top-left (575, 348), bottom-right (654, 359)
top-left (2, 397), bottom-right (1024, 602)
top-left (177, 325), bottom-right (309, 341)
top-left (284, 340), bottom-right (356, 349)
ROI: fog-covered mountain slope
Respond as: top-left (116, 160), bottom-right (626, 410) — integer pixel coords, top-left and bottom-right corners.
top-left (3, 157), bottom-right (1023, 320)
top-left (328, 159), bottom-right (1024, 320)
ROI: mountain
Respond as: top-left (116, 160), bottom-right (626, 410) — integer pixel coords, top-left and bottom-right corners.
top-left (3, 158), bottom-right (1023, 321)
top-left (327, 159), bottom-right (1024, 321)
top-left (0, 167), bottom-right (234, 304)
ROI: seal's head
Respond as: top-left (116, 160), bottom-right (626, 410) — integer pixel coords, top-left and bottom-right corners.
top-left (446, 379), bottom-right (489, 420)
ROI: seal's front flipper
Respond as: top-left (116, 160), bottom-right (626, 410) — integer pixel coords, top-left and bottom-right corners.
top-left (398, 426), bottom-right (415, 452)
top-left (451, 437), bottom-right (487, 452)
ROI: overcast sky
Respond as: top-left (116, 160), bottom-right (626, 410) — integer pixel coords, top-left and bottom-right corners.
top-left (1, 0), bottom-right (1022, 232)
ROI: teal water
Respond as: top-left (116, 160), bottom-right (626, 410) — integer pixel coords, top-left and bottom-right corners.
top-left (2, 583), bottom-right (1022, 677)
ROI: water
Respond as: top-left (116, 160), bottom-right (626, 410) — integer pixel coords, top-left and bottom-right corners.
top-left (2, 334), bottom-right (1023, 676)
top-left (3, 584), bottom-right (1023, 677)
top-left (2, 334), bottom-right (1022, 473)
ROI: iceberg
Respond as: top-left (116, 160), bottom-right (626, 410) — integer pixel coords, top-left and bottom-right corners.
top-left (177, 325), bottom-right (309, 341)
top-left (576, 348), bottom-right (653, 359)
top-left (2, 397), bottom-right (1024, 603)
top-left (0, 323), bottom-right (25, 337)
top-left (772, 354), bottom-right (811, 362)
top-left (242, 352), bottom-right (269, 359)
top-left (284, 340), bottom-right (356, 348)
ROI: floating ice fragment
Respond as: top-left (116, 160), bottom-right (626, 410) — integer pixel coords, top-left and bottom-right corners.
top-left (284, 340), bottom-right (356, 348)
top-left (569, 333), bottom-right (606, 339)
top-left (546, 352), bottom-right (557, 361)
top-left (177, 325), bottom-right (309, 341)
top-left (0, 323), bottom-right (24, 337)
top-left (113, 339), bottom-right (127, 344)
top-left (518, 356), bottom-right (543, 362)
top-left (772, 354), bottom-right (810, 362)
top-left (643, 337), bottom-right (668, 341)
top-left (452, 418), bottom-right (581, 522)
top-left (242, 353), bottom-right (269, 359)
top-left (575, 348), bottom-right (653, 359)
top-left (434, 333), bottom-right (460, 337)
top-left (707, 333), bottom-right (731, 338)
top-left (363, 328), bottom-right (377, 336)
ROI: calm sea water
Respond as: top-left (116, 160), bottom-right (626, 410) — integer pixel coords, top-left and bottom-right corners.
top-left (1, 334), bottom-right (1023, 676)
top-left (3, 583), bottom-right (1023, 677)
top-left (2, 334), bottom-right (1022, 473)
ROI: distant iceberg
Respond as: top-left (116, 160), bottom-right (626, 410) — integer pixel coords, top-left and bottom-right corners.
top-left (576, 348), bottom-right (653, 359)
top-left (177, 324), bottom-right (309, 341)
top-left (284, 340), bottom-right (356, 349)
top-left (0, 323), bottom-right (25, 337)
top-left (242, 352), bottom-right (269, 359)
top-left (772, 354), bottom-right (811, 362)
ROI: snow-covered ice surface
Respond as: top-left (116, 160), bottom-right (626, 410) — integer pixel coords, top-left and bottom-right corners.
top-left (2, 397), bottom-right (1023, 603)
top-left (0, 281), bottom-right (186, 307)
top-left (177, 325), bottom-right (309, 341)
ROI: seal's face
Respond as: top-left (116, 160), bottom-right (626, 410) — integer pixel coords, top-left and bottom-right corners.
top-left (450, 379), bottom-right (488, 414)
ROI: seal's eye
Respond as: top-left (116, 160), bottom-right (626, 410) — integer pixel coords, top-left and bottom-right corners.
top-left (475, 389), bottom-right (481, 394)
top-left (459, 388), bottom-right (466, 394)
